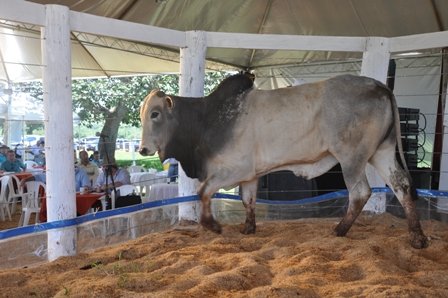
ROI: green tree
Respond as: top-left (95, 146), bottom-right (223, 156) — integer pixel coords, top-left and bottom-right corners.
top-left (13, 71), bottom-right (231, 162)
top-left (72, 75), bottom-right (167, 162)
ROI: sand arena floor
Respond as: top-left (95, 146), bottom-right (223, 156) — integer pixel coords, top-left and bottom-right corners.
top-left (0, 213), bottom-right (448, 297)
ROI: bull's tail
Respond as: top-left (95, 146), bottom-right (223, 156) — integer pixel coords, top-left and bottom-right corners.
top-left (389, 90), bottom-right (419, 199)
top-left (374, 79), bottom-right (411, 178)
top-left (390, 92), bottom-right (409, 174)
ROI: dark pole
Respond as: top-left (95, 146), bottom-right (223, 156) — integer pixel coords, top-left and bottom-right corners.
top-left (99, 134), bottom-right (117, 208)
top-left (431, 48), bottom-right (448, 189)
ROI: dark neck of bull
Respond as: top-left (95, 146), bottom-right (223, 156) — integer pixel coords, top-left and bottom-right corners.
top-left (164, 98), bottom-right (207, 180)
top-left (164, 74), bottom-right (254, 181)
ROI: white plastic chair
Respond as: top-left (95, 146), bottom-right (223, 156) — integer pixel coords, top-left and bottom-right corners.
top-left (111, 184), bottom-right (138, 209)
top-left (7, 174), bottom-right (24, 214)
top-left (132, 172), bottom-right (157, 203)
top-left (24, 160), bottom-right (38, 169)
top-left (24, 152), bottom-right (35, 161)
top-left (18, 181), bottom-right (46, 226)
top-left (128, 165), bottom-right (146, 173)
top-left (0, 176), bottom-right (12, 221)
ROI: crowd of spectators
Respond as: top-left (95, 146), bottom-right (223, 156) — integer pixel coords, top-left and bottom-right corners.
top-left (0, 139), bottom-right (45, 171)
top-left (0, 145), bottom-right (26, 173)
top-left (0, 140), bottom-right (132, 196)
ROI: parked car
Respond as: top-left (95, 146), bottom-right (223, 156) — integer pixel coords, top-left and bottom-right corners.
top-left (80, 136), bottom-right (100, 151)
top-left (23, 135), bottom-right (44, 147)
top-left (124, 139), bottom-right (141, 152)
top-left (116, 138), bottom-right (126, 149)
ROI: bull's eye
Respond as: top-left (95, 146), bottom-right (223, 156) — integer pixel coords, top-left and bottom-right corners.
top-left (150, 111), bottom-right (160, 120)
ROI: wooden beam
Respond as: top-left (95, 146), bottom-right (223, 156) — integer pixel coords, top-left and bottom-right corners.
top-left (390, 30), bottom-right (448, 52)
top-left (206, 32), bottom-right (367, 52)
top-left (69, 11), bottom-right (186, 48)
top-left (0, 0), bottom-right (45, 26)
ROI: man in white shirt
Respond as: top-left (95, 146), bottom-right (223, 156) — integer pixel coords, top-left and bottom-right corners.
top-left (95, 163), bottom-right (131, 192)
top-left (78, 150), bottom-right (99, 187)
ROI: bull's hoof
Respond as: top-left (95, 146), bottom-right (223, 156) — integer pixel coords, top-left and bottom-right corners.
top-left (410, 233), bottom-right (429, 249)
top-left (200, 217), bottom-right (222, 234)
top-left (240, 223), bottom-right (256, 235)
top-left (178, 219), bottom-right (199, 227)
top-left (334, 223), bottom-right (349, 237)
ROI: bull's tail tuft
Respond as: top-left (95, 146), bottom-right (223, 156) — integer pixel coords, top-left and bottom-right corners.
top-left (389, 89), bottom-right (418, 200)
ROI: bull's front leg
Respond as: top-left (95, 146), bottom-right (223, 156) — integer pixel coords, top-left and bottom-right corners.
top-left (198, 185), bottom-right (222, 233)
top-left (240, 179), bottom-right (258, 234)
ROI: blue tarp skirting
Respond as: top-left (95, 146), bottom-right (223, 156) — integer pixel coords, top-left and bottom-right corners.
top-left (1, 188), bottom-right (447, 240)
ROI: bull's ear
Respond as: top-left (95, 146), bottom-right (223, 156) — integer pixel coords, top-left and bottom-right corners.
top-left (156, 90), bottom-right (166, 97)
top-left (166, 96), bottom-right (174, 110)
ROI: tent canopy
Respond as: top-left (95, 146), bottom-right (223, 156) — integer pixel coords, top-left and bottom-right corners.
top-left (1, 0), bottom-right (447, 82)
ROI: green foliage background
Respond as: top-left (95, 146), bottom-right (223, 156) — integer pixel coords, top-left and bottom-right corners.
top-left (14, 71), bottom-right (230, 136)
top-left (12, 71), bottom-right (233, 164)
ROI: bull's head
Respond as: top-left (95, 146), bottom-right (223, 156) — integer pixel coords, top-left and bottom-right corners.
top-left (139, 89), bottom-right (175, 161)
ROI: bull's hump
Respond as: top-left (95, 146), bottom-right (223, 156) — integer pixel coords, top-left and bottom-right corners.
top-left (207, 74), bottom-right (253, 102)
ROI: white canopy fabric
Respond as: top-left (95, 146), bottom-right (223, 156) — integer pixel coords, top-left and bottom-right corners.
top-left (0, 93), bottom-right (43, 121)
top-left (1, 0), bottom-right (447, 82)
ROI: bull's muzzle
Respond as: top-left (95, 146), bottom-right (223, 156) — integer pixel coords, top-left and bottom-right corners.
top-left (139, 147), bottom-right (149, 156)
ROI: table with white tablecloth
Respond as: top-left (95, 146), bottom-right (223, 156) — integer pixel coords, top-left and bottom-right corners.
top-left (130, 171), bottom-right (168, 201)
top-left (130, 172), bottom-right (150, 184)
top-left (130, 171), bottom-right (167, 184)
top-left (146, 183), bottom-right (178, 202)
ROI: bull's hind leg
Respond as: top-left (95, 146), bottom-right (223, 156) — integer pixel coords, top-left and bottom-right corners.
top-left (240, 179), bottom-right (258, 234)
top-left (335, 162), bottom-right (372, 237)
top-left (370, 147), bottom-right (428, 249)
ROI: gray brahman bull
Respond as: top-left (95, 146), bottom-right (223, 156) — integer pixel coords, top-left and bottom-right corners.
top-left (139, 74), bottom-right (428, 249)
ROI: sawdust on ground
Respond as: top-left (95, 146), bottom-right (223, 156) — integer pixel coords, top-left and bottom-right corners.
top-left (1, 213), bottom-right (448, 297)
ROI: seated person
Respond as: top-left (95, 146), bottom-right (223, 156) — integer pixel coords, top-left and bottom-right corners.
top-left (34, 152), bottom-right (46, 166)
top-left (21, 165), bottom-right (91, 192)
top-left (78, 150), bottom-right (99, 187)
top-left (89, 150), bottom-right (102, 167)
top-left (0, 145), bottom-right (9, 165)
top-left (31, 140), bottom-right (42, 156)
top-left (95, 163), bottom-right (131, 192)
top-left (75, 166), bottom-right (91, 192)
top-left (32, 141), bottom-right (46, 166)
top-left (0, 150), bottom-right (26, 172)
top-left (14, 144), bottom-right (23, 160)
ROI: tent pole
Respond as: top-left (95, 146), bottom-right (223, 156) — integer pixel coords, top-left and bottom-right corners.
top-left (177, 30), bottom-right (206, 224)
top-left (436, 48), bottom-right (448, 190)
top-left (360, 37), bottom-right (391, 213)
top-left (42, 5), bottom-right (77, 261)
